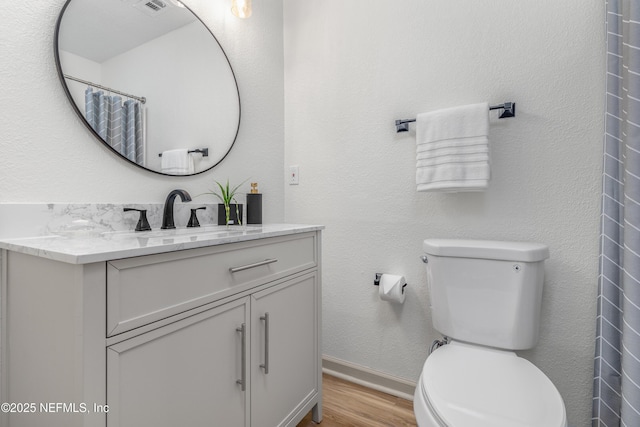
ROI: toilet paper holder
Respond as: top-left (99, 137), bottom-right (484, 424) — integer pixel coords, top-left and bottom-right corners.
top-left (374, 273), bottom-right (407, 293)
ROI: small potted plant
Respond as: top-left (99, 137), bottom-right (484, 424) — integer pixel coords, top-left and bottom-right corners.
top-left (206, 179), bottom-right (247, 226)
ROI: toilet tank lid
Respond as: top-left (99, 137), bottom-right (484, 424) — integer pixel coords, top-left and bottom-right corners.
top-left (423, 239), bottom-right (549, 262)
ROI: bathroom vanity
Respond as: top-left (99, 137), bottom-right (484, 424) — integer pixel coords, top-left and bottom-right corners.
top-left (0, 224), bottom-right (323, 427)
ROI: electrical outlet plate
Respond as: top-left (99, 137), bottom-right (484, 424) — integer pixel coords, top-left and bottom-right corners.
top-left (289, 165), bottom-right (299, 185)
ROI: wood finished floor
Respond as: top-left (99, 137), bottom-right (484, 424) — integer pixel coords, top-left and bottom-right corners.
top-left (297, 374), bottom-right (417, 427)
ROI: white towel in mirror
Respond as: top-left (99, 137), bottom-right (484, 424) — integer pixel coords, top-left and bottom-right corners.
top-left (161, 149), bottom-right (195, 175)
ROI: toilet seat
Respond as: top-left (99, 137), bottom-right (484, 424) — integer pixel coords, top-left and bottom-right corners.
top-left (417, 341), bottom-right (566, 427)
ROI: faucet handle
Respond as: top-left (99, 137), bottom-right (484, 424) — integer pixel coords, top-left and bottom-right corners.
top-left (124, 208), bottom-right (152, 232)
top-left (187, 207), bottom-right (206, 228)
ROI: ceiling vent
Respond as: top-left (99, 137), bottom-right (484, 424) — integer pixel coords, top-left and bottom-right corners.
top-left (133, 0), bottom-right (169, 16)
top-left (145, 0), bottom-right (167, 11)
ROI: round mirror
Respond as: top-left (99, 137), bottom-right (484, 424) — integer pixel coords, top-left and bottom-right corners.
top-left (54, 0), bottom-right (241, 176)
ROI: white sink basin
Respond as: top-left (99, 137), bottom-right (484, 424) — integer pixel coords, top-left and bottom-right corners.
top-left (102, 225), bottom-right (262, 241)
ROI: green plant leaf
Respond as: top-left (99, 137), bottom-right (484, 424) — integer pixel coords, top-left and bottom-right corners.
top-left (216, 180), bottom-right (231, 204)
top-left (200, 178), bottom-right (249, 207)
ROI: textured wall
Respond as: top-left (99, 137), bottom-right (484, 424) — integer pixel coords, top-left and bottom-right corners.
top-left (284, 1), bottom-right (605, 425)
top-left (0, 0), bottom-right (284, 222)
top-left (2, 0), bottom-right (607, 424)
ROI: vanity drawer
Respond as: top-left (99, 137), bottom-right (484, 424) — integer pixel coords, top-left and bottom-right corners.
top-left (106, 233), bottom-right (317, 336)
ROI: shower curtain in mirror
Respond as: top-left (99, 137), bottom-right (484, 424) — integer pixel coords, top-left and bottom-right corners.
top-left (593, 1), bottom-right (640, 425)
top-left (84, 87), bottom-right (145, 166)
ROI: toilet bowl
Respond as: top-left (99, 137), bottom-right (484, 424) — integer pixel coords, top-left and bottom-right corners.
top-left (413, 341), bottom-right (567, 427)
top-left (414, 239), bottom-right (567, 427)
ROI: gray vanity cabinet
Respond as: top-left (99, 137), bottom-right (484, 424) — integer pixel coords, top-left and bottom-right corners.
top-left (0, 230), bottom-right (322, 427)
top-left (251, 273), bottom-right (319, 427)
top-left (106, 298), bottom-right (250, 427)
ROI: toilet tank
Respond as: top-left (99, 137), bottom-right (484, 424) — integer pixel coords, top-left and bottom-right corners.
top-left (423, 239), bottom-right (550, 350)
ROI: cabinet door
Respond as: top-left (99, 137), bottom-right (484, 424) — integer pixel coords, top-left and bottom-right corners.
top-left (107, 298), bottom-right (249, 427)
top-left (251, 273), bottom-right (319, 427)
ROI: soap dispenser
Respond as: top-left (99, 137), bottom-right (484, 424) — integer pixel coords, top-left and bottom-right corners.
top-left (246, 182), bottom-right (262, 224)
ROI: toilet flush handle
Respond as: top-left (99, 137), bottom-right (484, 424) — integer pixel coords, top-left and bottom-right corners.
top-left (420, 255), bottom-right (428, 264)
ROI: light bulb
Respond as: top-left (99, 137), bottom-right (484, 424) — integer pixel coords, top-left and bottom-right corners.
top-left (231, 0), bottom-right (252, 18)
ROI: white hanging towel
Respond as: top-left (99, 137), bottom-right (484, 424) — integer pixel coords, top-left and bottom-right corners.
top-left (416, 102), bottom-right (490, 192)
top-left (161, 149), bottom-right (195, 175)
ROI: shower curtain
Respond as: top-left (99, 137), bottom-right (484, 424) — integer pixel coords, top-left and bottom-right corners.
top-left (85, 87), bottom-right (145, 166)
top-left (593, 0), bottom-right (640, 425)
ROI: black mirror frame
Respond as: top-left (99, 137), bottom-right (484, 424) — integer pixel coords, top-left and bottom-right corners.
top-left (53, 0), bottom-right (241, 177)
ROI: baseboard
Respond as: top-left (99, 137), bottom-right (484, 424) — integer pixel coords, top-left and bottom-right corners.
top-left (322, 355), bottom-right (417, 401)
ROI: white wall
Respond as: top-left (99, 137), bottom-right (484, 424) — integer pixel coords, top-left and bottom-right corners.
top-left (101, 21), bottom-right (239, 171)
top-left (284, 1), bottom-right (605, 425)
top-left (0, 0), bottom-right (284, 221)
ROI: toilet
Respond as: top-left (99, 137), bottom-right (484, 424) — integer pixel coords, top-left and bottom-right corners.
top-left (414, 239), bottom-right (567, 427)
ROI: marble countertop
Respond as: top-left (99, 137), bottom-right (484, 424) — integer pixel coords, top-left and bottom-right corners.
top-left (0, 224), bottom-right (323, 264)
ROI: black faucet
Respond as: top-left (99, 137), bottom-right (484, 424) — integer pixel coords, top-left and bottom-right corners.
top-left (123, 208), bottom-right (152, 231)
top-left (161, 189), bottom-right (192, 229)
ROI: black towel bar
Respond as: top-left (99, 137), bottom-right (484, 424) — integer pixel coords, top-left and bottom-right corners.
top-left (158, 148), bottom-right (209, 157)
top-left (395, 102), bottom-right (516, 133)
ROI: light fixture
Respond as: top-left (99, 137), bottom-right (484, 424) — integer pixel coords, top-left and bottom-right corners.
top-left (231, 0), bottom-right (252, 18)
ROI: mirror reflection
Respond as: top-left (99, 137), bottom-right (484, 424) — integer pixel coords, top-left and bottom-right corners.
top-left (55, 0), bottom-right (240, 175)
